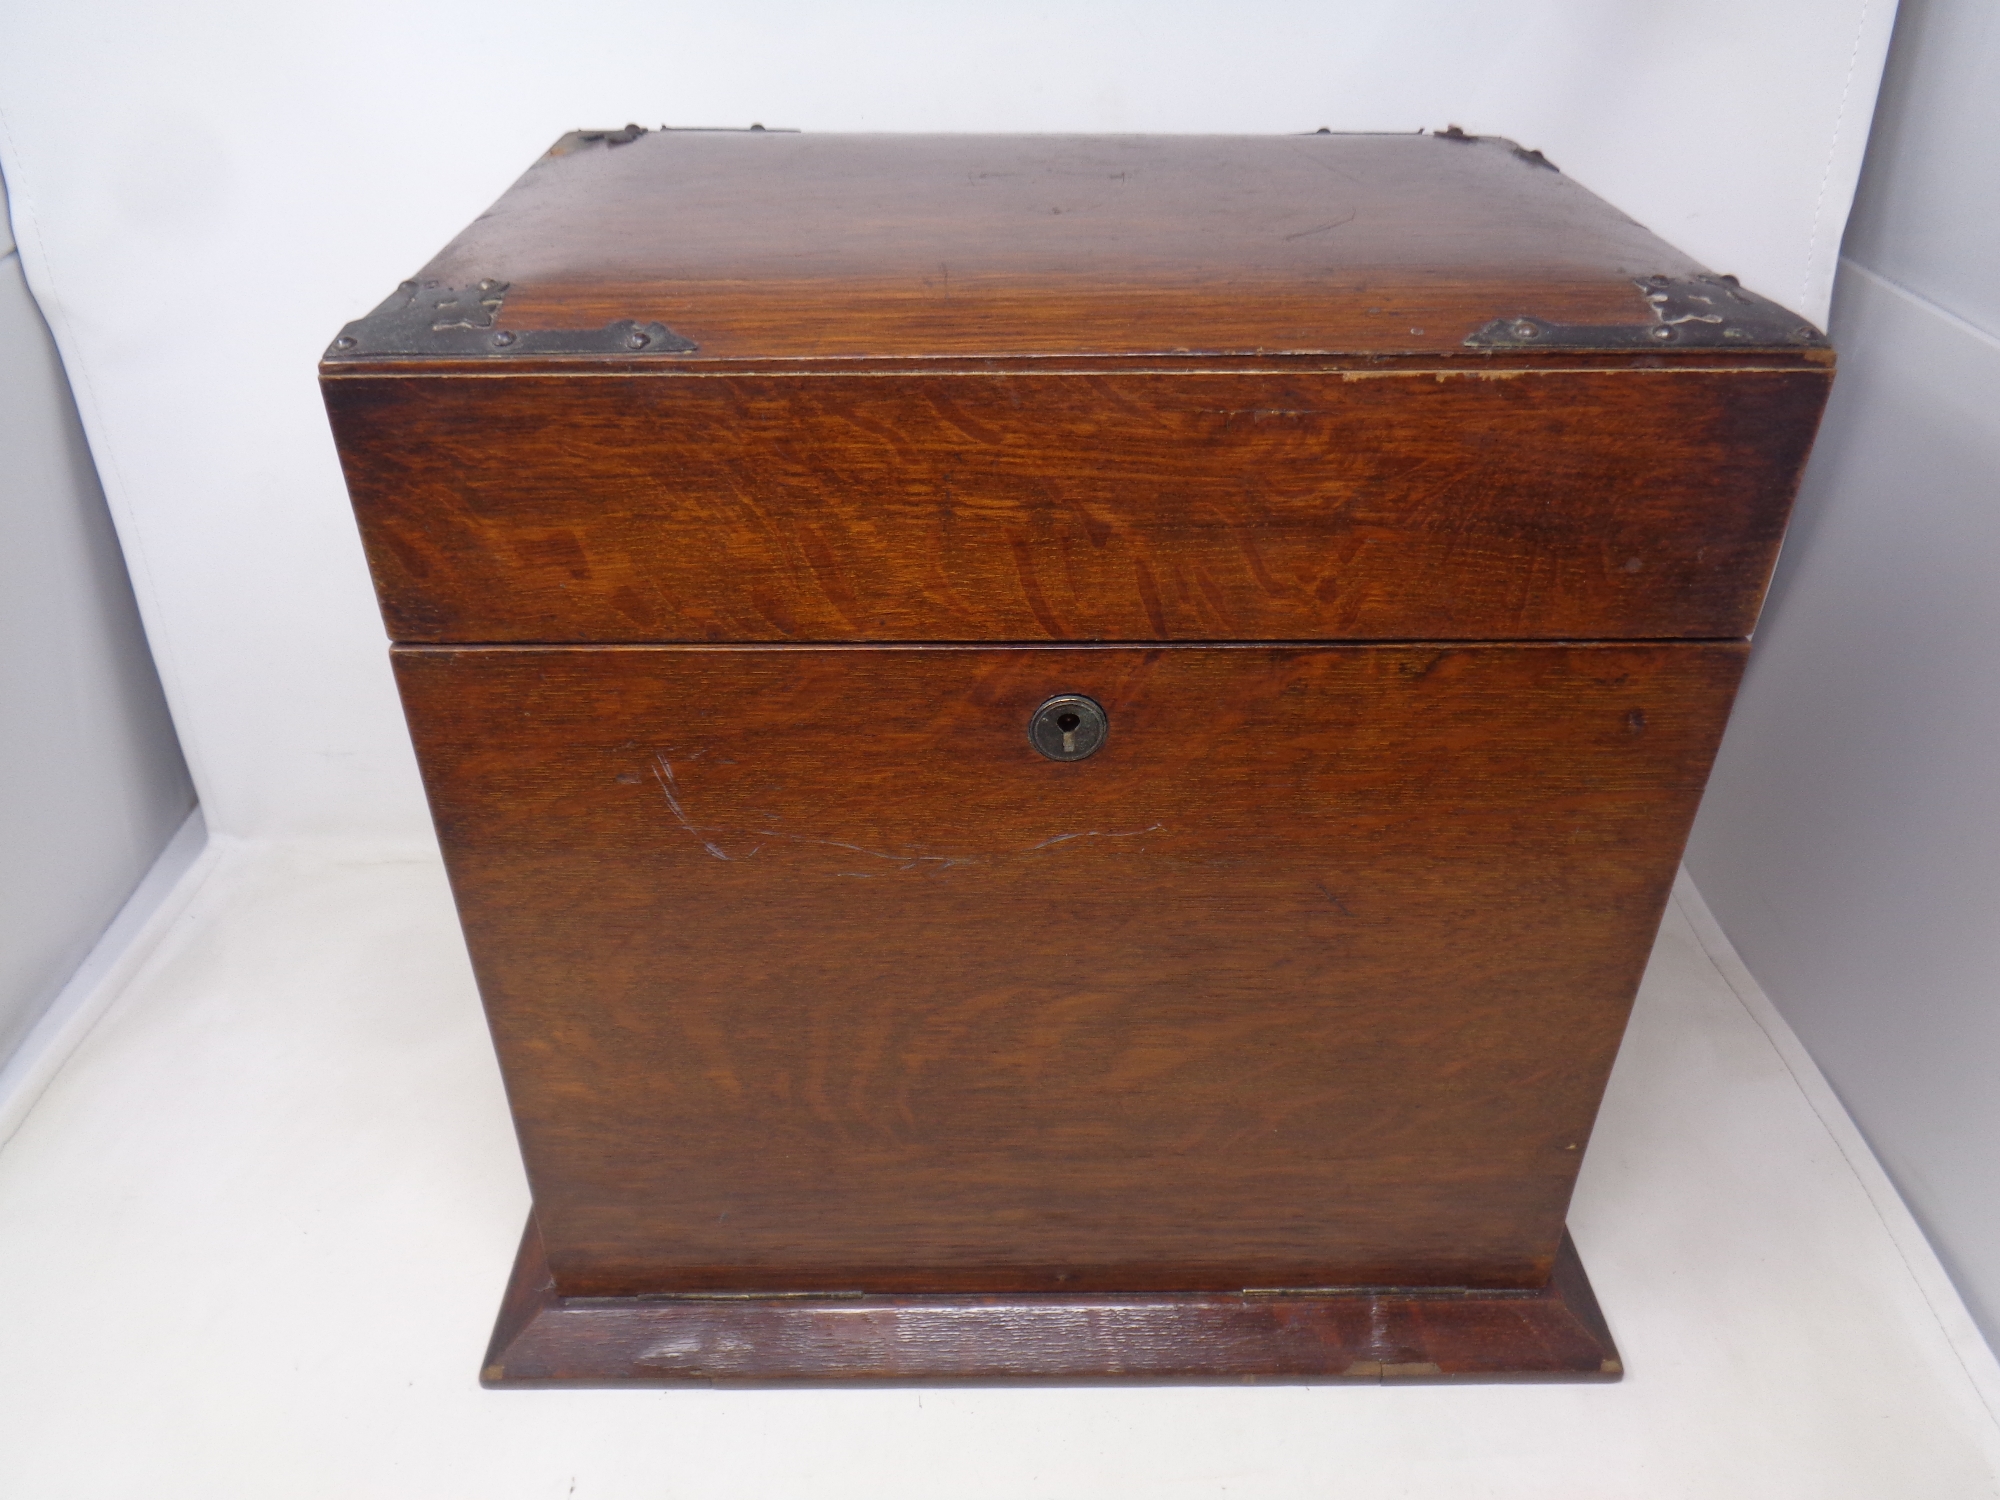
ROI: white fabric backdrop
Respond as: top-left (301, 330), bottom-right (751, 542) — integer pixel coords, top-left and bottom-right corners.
top-left (0, 0), bottom-right (1894, 842)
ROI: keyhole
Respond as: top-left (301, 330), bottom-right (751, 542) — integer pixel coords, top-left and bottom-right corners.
top-left (1029, 693), bottom-right (1107, 761)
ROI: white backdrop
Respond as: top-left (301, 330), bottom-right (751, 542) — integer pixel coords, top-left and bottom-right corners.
top-left (0, 1), bottom-right (1894, 842)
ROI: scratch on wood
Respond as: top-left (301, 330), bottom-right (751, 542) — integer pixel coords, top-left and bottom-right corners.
top-left (1021, 825), bottom-right (1166, 853)
top-left (654, 755), bottom-right (740, 861)
top-left (822, 844), bottom-right (980, 876)
top-left (653, 755), bottom-right (1166, 875)
top-left (1210, 409), bottom-right (1327, 418)
top-left (1281, 208), bottom-right (1357, 241)
top-left (1317, 883), bottom-right (1355, 917)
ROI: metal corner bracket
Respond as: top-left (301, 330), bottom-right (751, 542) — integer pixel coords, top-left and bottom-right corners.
top-left (1464, 274), bottom-right (1827, 351)
top-left (323, 278), bottom-right (698, 362)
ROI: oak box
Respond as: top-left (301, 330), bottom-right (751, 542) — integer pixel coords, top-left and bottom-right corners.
top-left (321, 127), bottom-right (1830, 1383)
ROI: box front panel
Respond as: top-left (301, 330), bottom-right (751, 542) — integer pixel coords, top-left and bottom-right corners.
top-left (331, 368), bottom-right (1826, 644)
top-left (397, 642), bottom-right (1742, 1297)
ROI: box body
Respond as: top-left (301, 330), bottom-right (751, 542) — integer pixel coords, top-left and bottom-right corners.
top-left (322, 129), bottom-right (1830, 1380)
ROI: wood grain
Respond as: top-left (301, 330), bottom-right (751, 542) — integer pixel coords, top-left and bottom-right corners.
top-left (336, 131), bottom-right (1786, 364)
top-left (328, 366), bottom-right (1827, 643)
top-left (397, 641), bottom-right (1742, 1298)
top-left (482, 1213), bottom-right (1622, 1384)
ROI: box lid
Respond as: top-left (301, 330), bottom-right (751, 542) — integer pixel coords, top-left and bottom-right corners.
top-left (322, 129), bottom-right (1827, 369)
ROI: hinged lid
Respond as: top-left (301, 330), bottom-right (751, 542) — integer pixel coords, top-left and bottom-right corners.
top-left (322, 130), bottom-right (1827, 369)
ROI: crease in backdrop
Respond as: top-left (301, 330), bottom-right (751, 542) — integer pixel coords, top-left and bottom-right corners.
top-left (0, 0), bottom-right (1894, 844)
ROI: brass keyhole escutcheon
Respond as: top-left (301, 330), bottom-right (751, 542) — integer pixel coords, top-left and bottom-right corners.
top-left (1029, 694), bottom-right (1108, 762)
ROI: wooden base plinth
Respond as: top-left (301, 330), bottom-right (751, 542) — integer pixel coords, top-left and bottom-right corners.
top-left (481, 1217), bottom-right (1622, 1386)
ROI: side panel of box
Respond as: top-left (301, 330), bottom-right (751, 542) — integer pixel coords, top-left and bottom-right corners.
top-left (330, 368), bottom-right (1826, 644)
top-left (394, 641), bottom-right (1743, 1297)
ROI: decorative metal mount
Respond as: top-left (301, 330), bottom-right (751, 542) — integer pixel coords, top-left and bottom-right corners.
top-left (1464, 274), bottom-right (1827, 351)
top-left (580, 123), bottom-right (648, 147)
top-left (323, 278), bottom-right (698, 361)
top-left (547, 123), bottom-right (797, 159)
top-left (1433, 125), bottom-right (1559, 171)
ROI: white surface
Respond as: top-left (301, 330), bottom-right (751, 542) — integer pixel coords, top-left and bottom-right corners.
top-left (1, 841), bottom-right (1995, 1498)
top-left (0, 807), bottom-right (209, 1149)
top-left (0, 1), bottom-right (1893, 845)
top-left (1684, 0), bottom-right (2000, 1354)
top-left (1689, 257), bottom-right (2000, 1347)
top-left (0, 171), bottom-right (195, 1064)
top-left (1673, 868), bottom-right (2000, 1429)
top-left (1844, 0), bottom-right (2000, 334)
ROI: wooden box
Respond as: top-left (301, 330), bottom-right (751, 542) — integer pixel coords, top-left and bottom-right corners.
top-left (320, 129), bottom-right (1830, 1384)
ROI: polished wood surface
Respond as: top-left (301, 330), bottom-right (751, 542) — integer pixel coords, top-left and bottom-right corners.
top-left (397, 642), bottom-right (1742, 1298)
top-left (482, 1214), bottom-right (1621, 1385)
top-left (345, 131), bottom-right (1787, 364)
top-left (328, 366), bottom-right (1826, 644)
